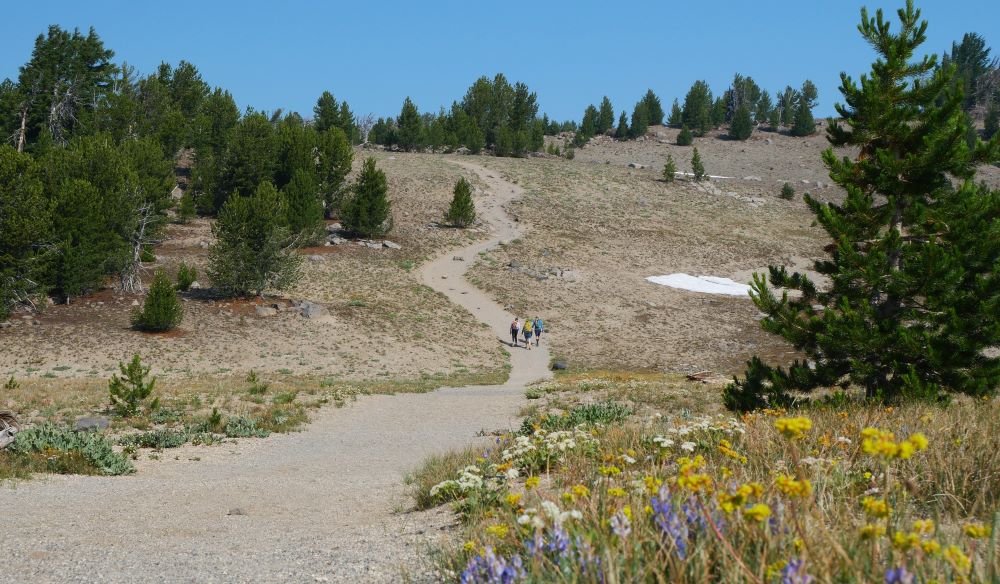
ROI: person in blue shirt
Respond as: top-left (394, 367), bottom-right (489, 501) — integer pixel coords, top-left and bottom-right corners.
top-left (532, 317), bottom-right (544, 347)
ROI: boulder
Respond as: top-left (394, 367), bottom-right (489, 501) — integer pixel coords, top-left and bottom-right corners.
top-left (255, 306), bottom-right (278, 317)
top-left (382, 241), bottom-right (401, 250)
top-left (296, 301), bottom-right (329, 319)
top-left (551, 361), bottom-right (568, 371)
top-left (742, 176), bottom-right (762, 181)
top-left (75, 416), bottom-right (110, 432)
top-left (189, 281), bottom-right (202, 290)
top-left (627, 162), bottom-right (646, 169)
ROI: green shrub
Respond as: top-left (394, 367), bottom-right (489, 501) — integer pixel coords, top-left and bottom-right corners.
top-left (132, 270), bottom-right (182, 331)
top-left (691, 147), bottom-right (706, 181)
top-left (175, 262), bottom-right (197, 291)
top-left (8, 423), bottom-right (134, 475)
top-left (780, 182), bottom-right (795, 200)
top-left (662, 154), bottom-right (677, 183)
top-left (224, 416), bottom-right (270, 438)
top-left (676, 125), bottom-right (693, 146)
top-left (119, 429), bottom-right (189, 449)
top-left (341, 157), bottom-right (391, 238)
top-left (444, 177), bottom-right (476, 227)
top-left (246, 370), bottom-right (269, 395)
top-left (176, 190), bottom-right (196, 224)
top-left (139, 245), bottom-right (156, 263)
top-left (519, 401), bottom-right (632, 434)
top-left (108, 354), bottom-right (156, 417)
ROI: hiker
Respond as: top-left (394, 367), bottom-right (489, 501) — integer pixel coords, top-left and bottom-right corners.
top-left (510, 318), bottom-right (520, 347)
top-left (522, 318), bottom-right (533, 349)
top-left (533, 317), bottom-right (544, 347)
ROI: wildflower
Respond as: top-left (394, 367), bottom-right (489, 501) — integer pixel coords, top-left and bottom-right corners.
top-left (598, 465), bottom-right (622, 477)
top-left (885, 566), bottom-right (915, 584)
top-left (571, 484), bottom-right (590, 498)
top-left (610, 509), bottom-right (631, 539)
top-left (524, 476), bottom-right (540, 490)
top-left (459, 547), bottom-right (525, 584)
top-left (942, 545), bottom-right (971, 574)
top-left (650, 492), bottom-right (690, 560)
top-left (963, 522), bottom-right (991, 538)
top-left (766, 560), bottom-right (788, 580)
top-left (861, 428), bottom-right (928, 460)
top-left (643, 476), bottom-right (663, 495)
top-left (607, 487), bottom-right (626, 498)
top-left (561, 492), bottom-right (575, 504)
top-left (862, 496), bottom-right (891, 519)
top-left (718, 483), bottom-right (763, 513)
top-left (892, 531), bottom-right (919, 552)
top-left (775, 474), bottom-right (812, 498)
top-left (911, 519), bottom-right (934, 534)
top-left (505, 493), bottom-right (523, 508)
top-left (621, 505), bottom-right (632, 520)
top-left (743, 503), bottom-right (772, 522)
top-left (836, 436), bottom-right (852, 445)
top-left (780, 558), bottom-right (814, 584)
top-left (462, 540), bottom-right (477, 552)
top-left (774, 417), bottom-right (813, 440)
top-left (680, 441), bottom-right (697, 452)
top-left (677, 472), bottom-right (712, 493)
top-left (485, 524), bottom-right (509, 539)
top-left (859, 523), bottom-right (887, 539)
top-left (920, 540), bottom-right (941, 555)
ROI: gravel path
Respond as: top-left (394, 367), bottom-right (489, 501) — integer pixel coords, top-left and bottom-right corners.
top-left (0, 159), bottom-right (551, 583)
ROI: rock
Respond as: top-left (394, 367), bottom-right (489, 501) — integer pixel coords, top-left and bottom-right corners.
top-left (815, 181), bottom-right (826, 189)
top-left (509, 260), bottom-right (523, 269)
top-left (0, 321), bottom-right (11, 329)
top-left (498, 240), bottom-right (510, 247)
top-left (551, 361), bottom-right (568, 371)
top-left (227, 508), bottom-right (247, 516)
top-left (75, 416), bottom-right (110, 432)
top-left (456, 147), bottom-right (470, 155)
top-left (328, 237), bottom-right (347, 245)
top-left (189, 281), bottom-right (202, 290)
top-left (801, 179), bottom-right (811, 185)
top-left (382, 241), bottom-right (401, 250)
top-left (765, 138), bottom-right (773, 145)
top-left (742, 175), bottom-right (762, 181)
top-left (453, 256), bottom-right (464, 261)
top-left (628, 162), bottom-right (645, 169)
top-left (297, 301), bottom-right (328, 319)
top-left (131, 299), bottom-right (140, 307)
top-left (307, 254), bottom-right (324, 262)
top-left (255, 306), bottom-right (278, 317)
top-left (199, 240), bottom-right (210, 249)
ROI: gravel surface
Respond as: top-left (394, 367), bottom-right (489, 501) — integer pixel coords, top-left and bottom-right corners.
top-left (0, 161), bottom-right (551, 584)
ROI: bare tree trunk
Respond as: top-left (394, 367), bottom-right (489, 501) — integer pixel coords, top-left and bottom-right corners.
top-left (119, 202), bottom-right (156, 293)
top-left (16, 105), bottom-right (28, 152)
top-left (358, 113), bottom-right (375, 145)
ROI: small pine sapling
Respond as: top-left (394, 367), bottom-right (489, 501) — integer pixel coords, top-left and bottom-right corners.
top-left (108, 354), bottom-right (156, 418)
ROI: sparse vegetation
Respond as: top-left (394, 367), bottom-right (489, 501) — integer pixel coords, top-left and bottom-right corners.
top-left (175, 262), bottom-right (197, 291)
top-left (445, 177), bottom-right (476, 227)
top-left (662, 154), bottom-right (677, 183)
top-left (131, 270), bottom-right (183, 332)
top-left (780, 182), bottom-right (795, 200)
top-left (108, 354), bottom-right (157, 418)
top-left (690, 147), bottom-right (706, 181)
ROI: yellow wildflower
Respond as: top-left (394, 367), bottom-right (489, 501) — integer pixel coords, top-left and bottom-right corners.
top-left (678, 473), bottom-right (713, 493)
top-left (921, 540), bottom-right (941, 555)
top-left (943, 545), bottom-right (971, 574)
top-left (505, 493), bottom-right (523, 507)
top-left (571, 484), bottom-right (590, 498)
top-left (743, 503), bottom-right (771, 522)
top-left (622, 505), bottom-right (633, 520)
top-left (793, 538), bottom-right (804, 551)
top-left (862, 496), bottom-right (891, 519)
top-left (775, 474), bottom-right (812, 498)
top-left (908, 432), bottom-right (928, 451)
top-left (643, 476), bottom-right (663, 494)
top-left (859, 523), bottom-right (887, 539)
top-left (598, 465), bottom-right (622, 477)
top-left (607, 487), bottom-right (627, 498)
top-left (485, 524), bottom-right (509, 539)
top-left (963, 522), bottom-right (991, 539)
top-left (911, 519), bottom-right (934, 534)
top-left (643, 504), bottom-right (653, 515)
top-left (525, 476), bottom-right (540, 490)
top-left (766, 561), bottom-right (787, 579)
top-left (561, 492), bottom-right (575, 504)
top-left (463, 540), bottom-right (476, 552)
top-left (892, 531), bottom-right (920, 552)
top-left (774, 417), bottom-right (813, 440)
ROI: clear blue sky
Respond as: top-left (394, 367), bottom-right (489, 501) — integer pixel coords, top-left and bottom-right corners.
top-left (1, 1), bottom-right (997, 121)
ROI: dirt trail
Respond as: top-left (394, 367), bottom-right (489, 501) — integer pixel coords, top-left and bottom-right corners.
top-left (0, 159), bottom-right (550, 583)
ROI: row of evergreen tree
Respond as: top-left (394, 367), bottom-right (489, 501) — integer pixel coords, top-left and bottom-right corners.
top-left (369, 74), bottom-right (547, 157)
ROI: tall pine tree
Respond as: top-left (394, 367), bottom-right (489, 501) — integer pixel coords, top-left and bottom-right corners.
top-left (596, 97), bottom-right (615, 135)
top-left (342, 157), bottom-right (391, 238)
top-left (724, 1), bottom-right (1000, 410)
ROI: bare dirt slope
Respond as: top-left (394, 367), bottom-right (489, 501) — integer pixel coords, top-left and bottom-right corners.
top-left (0, 163), bottom-right (550, 584)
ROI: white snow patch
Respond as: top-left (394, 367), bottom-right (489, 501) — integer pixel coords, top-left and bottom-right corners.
top-left (646, 274), bottom-right (752, 297)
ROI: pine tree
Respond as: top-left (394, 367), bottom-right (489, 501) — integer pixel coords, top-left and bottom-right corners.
top-left (316, 127), bottom-right (353, 218)
top-left (342, 157), bottom-right (391, 238)
top-left (575, 105), bottom-right (599, 146)
top-left (682, 81), bottom-right (713, 136)
top-left (444, 177), bottom-right (476, 227)
top-left (0, 145), bottom-right (49, 318)
top-left (282, 169), bottom-right (324, 244)
top-left (729, 105), bottom-right (753, 140)
top-left (756, 92), bottom-right (774, 126)
top-left (690, 147), bottom-right (706, 181)
top-left (108, 354), bottom-right (156, 418)
top-left (397, 97), bottom-right (423, 152)
top-left (780, 183), bottom-right (795, 200)
top-left (132, 269), bottom-right (182, 331)
top-left (615, 112), bottom-right (629, 139)
top-left (641, 89), bottom-right (664, 126)
top-left (629, 102), bottom-right (649, 138)
top-left (596, 97), bottom-right (615, 135)
top-left (176, 190), bottom-right (196, 223)
top-left (667, 99), bottom-right (683, 127)
top-left (662, 154), bottom-right (677, 183)
top-left (208, 181), bottom-right (302, 297)
top-left (767, 105), bottom-right (781, 130)
top-left (724, 1), bottom-right (1000, 411)
top-left (790, 97), bottom-right (816, 136)
top-left (985, 100), bottom-right (999, 140)
top-left (676, 125), bottom-right (693, 146)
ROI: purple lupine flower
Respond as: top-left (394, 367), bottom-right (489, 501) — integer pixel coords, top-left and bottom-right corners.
top-left (460, 547), bottom-right (525, 584)
top-left (651, 490), bottom-right (690, 560)
top-left (523, 531), bottom-right (545, 558)
top-left (574, 536), bottom-right (606, 584)
top-left (545, 526), bottom-right (570, 558)
top-left (610, 510), bottom-right (632, 539)
top-left (885, 566), bottom-right (914, 584)
top-left (781, 558), bottom-right (814, 584)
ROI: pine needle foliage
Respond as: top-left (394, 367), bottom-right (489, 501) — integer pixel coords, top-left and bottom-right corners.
top-left (725, 1), bottom-right (1000, 411)
top-left (445, 177), bottom-right (476, 227)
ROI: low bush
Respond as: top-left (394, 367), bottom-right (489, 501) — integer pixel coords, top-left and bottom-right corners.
top-left (6, 423), bottom-right (134, 475)
top-left (108, 354), bottom-right (157, 418)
